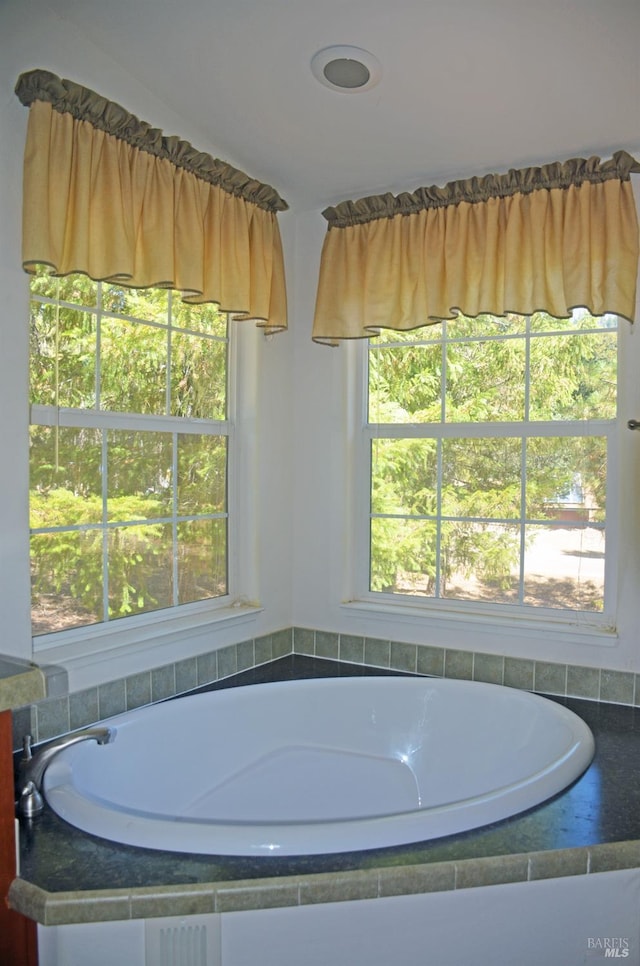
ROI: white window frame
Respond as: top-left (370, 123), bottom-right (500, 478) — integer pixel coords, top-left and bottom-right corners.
top-left (346, 318), bottom-right (633, 647)
top-left (30, 283), bottom-right (263, 671)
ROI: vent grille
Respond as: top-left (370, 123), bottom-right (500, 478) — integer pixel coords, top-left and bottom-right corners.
top-left (145, 915), bottom-right (221, 966)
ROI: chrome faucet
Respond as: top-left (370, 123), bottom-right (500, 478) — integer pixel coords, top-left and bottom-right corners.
top-left (16, 727), bottom-right (114, 817)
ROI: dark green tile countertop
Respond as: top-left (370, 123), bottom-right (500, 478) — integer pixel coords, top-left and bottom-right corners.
top-left (9, 656), bottom-right (640, 925)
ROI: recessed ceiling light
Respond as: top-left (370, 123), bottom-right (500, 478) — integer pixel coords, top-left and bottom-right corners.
top-left (311, 45), bottom-right (382, 93)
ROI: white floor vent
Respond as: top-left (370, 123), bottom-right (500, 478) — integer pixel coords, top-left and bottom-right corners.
top-left (145, 914), bottom-right (222, 966)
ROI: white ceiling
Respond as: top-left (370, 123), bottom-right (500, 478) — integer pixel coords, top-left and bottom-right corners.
top-left (34, 0), bottom-right (640, 210)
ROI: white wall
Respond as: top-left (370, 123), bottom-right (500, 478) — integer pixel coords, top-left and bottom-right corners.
top-left (0, 1), bottom-right (294, 673)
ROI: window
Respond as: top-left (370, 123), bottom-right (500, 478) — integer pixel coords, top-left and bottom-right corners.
top-left (364, 311), bottom-right (618, 619)
top-left (29, 271), bottom-right (231, 635)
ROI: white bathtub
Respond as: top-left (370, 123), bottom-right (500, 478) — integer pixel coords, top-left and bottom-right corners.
top-left (42, 675), bottom-right (595, 856)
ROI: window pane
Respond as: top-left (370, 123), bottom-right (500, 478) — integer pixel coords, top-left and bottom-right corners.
top-left (369, 344), bottom-right (442, 423)
top-left (449, 313), bottom-right (527, 339)
top-left (177, 435), bottom-right (227, 515)
top-left (170, 331), bottom-right (227, 419)
top-left (172, 300), bottom-right (227, 337)
top-left (526, 437), bottom-right (607, 522)
top-left (30, 268), bottom-right (97, 306)
top-left (528, 308), bottom-right (617, 333)
top-left (178, 519), bottom-right (227, 603)
top-left (371, 439), bottom-right (437, 516)
top-left (30, 302), bottom-right (96, 408)
top-left (441, 521), bottom-right (520, 603)
top-left (370, 516), bottom-right (438, 595)
top-left (529, 331), bottom-right (616, 421)
top-left (446, 338), bottom-right (526, 422)
top-left (108, 523), bottom-right (173, 618)
top-left (30, 427), bottom-right (102, 527)
top-left (441, 438), bottom-right (521, 518)
top-left (523, 525), bottom-right (605, 611)
top-left (31, 530), bottom-right (103, 634)
top-left (107, 430), bottom-right (173, 520)
top-left (102, 285), bottom-right (169, 323)
top-left (528, 311), bottom-right (578, 333)
top-left (100, 319), bottom-right (168, 414)
top-left (371, 328), bottom-right (442, 345)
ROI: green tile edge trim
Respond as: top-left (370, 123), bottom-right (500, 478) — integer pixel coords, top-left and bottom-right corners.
top-left (10, 841), bottom-right (640, 926)
top-left (292, 627), bottom-right (640, 705)
top-left (12, 625), bottom-right (640, 749)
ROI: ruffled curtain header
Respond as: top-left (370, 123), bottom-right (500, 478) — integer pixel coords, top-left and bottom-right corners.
top-left (313, 152), bottom-right (640, 344)
top-left (15, 69), bottom-right (288, 213)
top-left (322, 151), bottom-right (639, 226)
top-left (15, 68), bottom-right (288, 332)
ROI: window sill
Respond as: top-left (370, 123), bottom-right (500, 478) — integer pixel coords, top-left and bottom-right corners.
top-left (340, 597), bottom-right (618, 649)
top-left (32, 600), bottom-right (264, 684)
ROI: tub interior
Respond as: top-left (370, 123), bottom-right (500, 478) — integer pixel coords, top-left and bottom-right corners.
top-left (43, 675), bottom-right (595, 856)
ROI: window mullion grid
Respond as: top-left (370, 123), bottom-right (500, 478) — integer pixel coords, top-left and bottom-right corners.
top-left (518, 317), bottom-right (532, 606)
top-left (224, 314), bottom-right (231, 597)
top-left (365, 420), bottom-right (612, 440)
top-left (172, 430), bottom-right (180, 608)
top-left (364, 344), bottom-right (374, 596)
top-left (30, 277), bottom-right (235, 637)
top-left (363, 317), bottom-right (616, 619)
top-left (101, 427), bottom-right (109, 623)
top-left (95, 282), bottom-right (103, 411)
top-left (434, 322), bottom-right (448, 597)
top-left (166, 291), bottom-right (173, 417)
top-left (96, 283), bottom-right (109, 623)
top-left (167, 292), bottom-right (179, 607)
top-left (367, 417), bottom-right (608, 601)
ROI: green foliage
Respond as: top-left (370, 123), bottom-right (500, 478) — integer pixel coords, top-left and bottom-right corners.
top-left (29, 270), bottom-right (229, 633)
top-left (29, 270), bottom-right (228, 419)
top-left (369, 312), bottom-right (615, 607)
top-left (30, 491), bottom-right (167, 624)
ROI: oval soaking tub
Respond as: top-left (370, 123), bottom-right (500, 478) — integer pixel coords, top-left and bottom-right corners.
top-left (42, 675), bottom-right (595, 856)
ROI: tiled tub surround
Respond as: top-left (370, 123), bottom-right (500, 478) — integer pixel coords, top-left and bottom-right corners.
top-left (8, 650), bottom-right (640, 927)
top-left (13, 627), bottom-right (640, 750)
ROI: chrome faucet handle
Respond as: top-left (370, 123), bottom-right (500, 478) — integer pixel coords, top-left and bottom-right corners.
top-left (16, 736), bottom-right (37, 812)
top-left (18, 780), bottom-right (44, 817)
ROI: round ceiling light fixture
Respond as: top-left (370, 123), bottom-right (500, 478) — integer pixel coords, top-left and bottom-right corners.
top-left (311, 45), bottom-right (382, 93)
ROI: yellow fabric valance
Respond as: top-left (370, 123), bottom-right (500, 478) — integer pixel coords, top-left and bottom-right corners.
top-left (15, 69), bottom-right (288, 333)
top-left (312, 152), bottom-right (640, 344)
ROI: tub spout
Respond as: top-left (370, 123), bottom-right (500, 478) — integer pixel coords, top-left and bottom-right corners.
top-left (17, 727), bottom-right (114, 817)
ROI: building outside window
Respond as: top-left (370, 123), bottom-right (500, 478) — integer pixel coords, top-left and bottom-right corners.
top-left (362, 311), bottom-right (618, 623)
top-left (29, 270), bottom-right (231, 637)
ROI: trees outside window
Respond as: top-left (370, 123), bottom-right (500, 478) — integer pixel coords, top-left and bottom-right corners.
top-left (366, 312), bottom-right (617, 616)
top-left (29, 270), bottom-right (230, 635)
